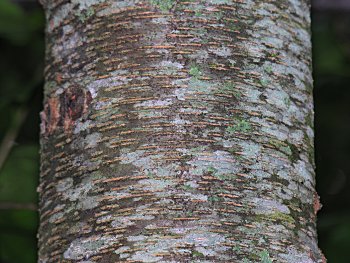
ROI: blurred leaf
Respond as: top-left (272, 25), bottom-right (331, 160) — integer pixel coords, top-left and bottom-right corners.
top-left (27, 9), bottom-right (46, 31)
top-left (313, 15), bottom-right (350, 76)
top-left (0, 0), bottom-right (44, 45)
top-left (0, 144), bottom-right (39, 203)
top-left (0, 232), bottom-right (37, 263)
top-left (0, 0), bottom-right (23, 19)
top-left (318, 216), bottom-right (350, 263)
top-left (0, 0), bottom-right (27, 44)
top-left (0, 209), bottom-right (37, 235)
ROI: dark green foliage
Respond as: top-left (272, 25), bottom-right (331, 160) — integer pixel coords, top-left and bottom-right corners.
top-left (0, 1), bottom-right (44, 262)
top-left (313, 12), bottom-right (350, 263)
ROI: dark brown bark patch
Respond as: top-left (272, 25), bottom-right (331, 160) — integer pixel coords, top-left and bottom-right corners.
top-left (40, 86), bottom-right (92, 136)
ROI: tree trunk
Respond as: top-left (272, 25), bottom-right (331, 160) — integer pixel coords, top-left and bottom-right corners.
top-left (38, 0), bottom-right (325, 262)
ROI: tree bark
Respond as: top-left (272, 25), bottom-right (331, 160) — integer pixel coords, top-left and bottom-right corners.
top-left (38, 0), bottom-right (325, 262)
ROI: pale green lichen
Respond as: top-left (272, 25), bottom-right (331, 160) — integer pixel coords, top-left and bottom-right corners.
top-left (239, 141), bottom-right (261, 159)
top-left (259, 78), bottom-right (269, 87)
top-left (64, 234), bottom-right (122, 260)
top-left (232, 246), bottom-right (240, 252)
top-left (180, 184), bottom-right (193, 191)
top-left (210, 0), bottom-right (232, 5)
top-left (192, 250), bottom-right (204, 258)
top-left (283, 97), bottom-right (291, 107)
top-left (208, 195), bottom-right (223, 202)
top-left (256, 212), bottom-right (295, 226)
top-left (264, 65), bottom-right (273, 73)
top-left (222, 82), bottom-right (234, 90)
top-left (209, 46), bottom-right (232, 57)
top-left (259, 250), bottom-right (273, 263)
top-left (188, 49), bottom-right (209, 60)
top-left (149, 0), bottom-right (174, 11)
top-left (208, 166), bottom-right (232, 180)
top-left (76, 7), bottom-right (95, 22)
top-left (213, 11), bottom-right (224, 20)
top-left (253, 198), bottom-right (290, 215)
top-left (188, 78), bottom-right (213, 92)
top-left (72, 0), bottom-right (106, 11)
top-left (186, 3), bottom-right (205, 16)
top-left (269, 139), bottom-right (293, 156)
top-left (189, 65), bottom-right (202, 78)
top-left (84, 132), bottom-right (102, 148)
top-left (138, 178), bottom-right (175, 191)
top-left (226, 120), bottom-right (251, 134)
top-left (219, 82), bottom-right (242, 99)
top-left (188, 150), bottom-right (240, 176)
top-left (229, 23), bottom-right (239, 32)
top-left (207, 166), bottom-right (218, 174)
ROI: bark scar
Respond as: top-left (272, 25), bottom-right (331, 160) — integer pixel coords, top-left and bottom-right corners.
top-left (40, 86), bottom-right (92, 136)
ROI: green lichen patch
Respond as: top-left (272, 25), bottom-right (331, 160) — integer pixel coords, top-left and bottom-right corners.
top-left (215, 174), bottom-right (231, 180)
top-left (269, 173), bottom-right (289, 186)
top-left (189, 65), bottom-right (202, 78)
top-left (264, 65), bottom-right (273, 73)
top-left (286, 142), bottom-right (300, 162)
top-left (147, 172), bottom-right (156, 178)
top-left (212, 11), bottom-right (224, 20)
top-left (268, 139), bottom-right (300, 162)
top-left (209, 46), bottom-right (232, 57)
top-left (207, 166), bottom-right (218, 174)
top-left (269, 51), bottom-right (279, 58)
top-left (192, 250), bottom-right (205, 258)
top-left (180, 184), bottom-right (193, 191)
top-left (188, 78), bottom-right (212, 92)
top-left (228, 22), bottom-right (239, 32)
top-left (64, 234), bottom-right (122, 260)
top-left (185, 3), bottom-right (205, 17)
top-left (210, 0), bottom-right (232, 5)
top-left (261, 211), bottom-right (295, 225)
top-left (226, 120), bottom-right (251, 134)
top-left (232, 245), bottom-right (240, 252)
top-left (219, 81), bottom-right (242, 99)
top-left (149, 0), bottom-right (175, 12)
top-left (208, 195), bottom-right (224, 202)
top-left (220, 82), bottom-right (235, 91)
top-left (207, 166), bottom-right (232, 180)
top-left (76, 7), bottom-right (95, 23)
top-left (259, 78), bottom-right (269, 87)
top-left (269, 139), bottom-right (292, 156)
top-left (305, 112), bottom-right (314, 128)
top-left (259, 250), bottom-right (273, 263)
top-left (283, 97), bottom-right (291, 107)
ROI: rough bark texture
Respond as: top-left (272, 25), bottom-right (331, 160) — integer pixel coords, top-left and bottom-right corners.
top-left (38, 0), bottom-right (324, 262)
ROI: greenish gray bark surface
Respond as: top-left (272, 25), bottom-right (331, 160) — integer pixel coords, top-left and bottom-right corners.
top-left (38, 0), bottom-right (325, 262)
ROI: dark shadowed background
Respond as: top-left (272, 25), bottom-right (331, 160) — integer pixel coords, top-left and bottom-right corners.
top-left (0, 0), bottom-right (349, 262)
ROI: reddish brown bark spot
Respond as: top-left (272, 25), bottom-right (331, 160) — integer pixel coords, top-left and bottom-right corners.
top-left (313, 192), bottom-right (322, 216)
top-left (40, 86), bottom-right (92, 136)
top-left (40, 97), bottom-right (60, 136)
top-left (55, 73), bottom-right (63, 84)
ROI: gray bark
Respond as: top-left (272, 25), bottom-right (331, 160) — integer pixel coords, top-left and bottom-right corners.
top-left (38, 0), bottom-right (325, 262)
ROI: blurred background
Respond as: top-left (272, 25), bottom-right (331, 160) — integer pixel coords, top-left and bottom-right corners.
top-left (0, 0), bottom-right (349, 262)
